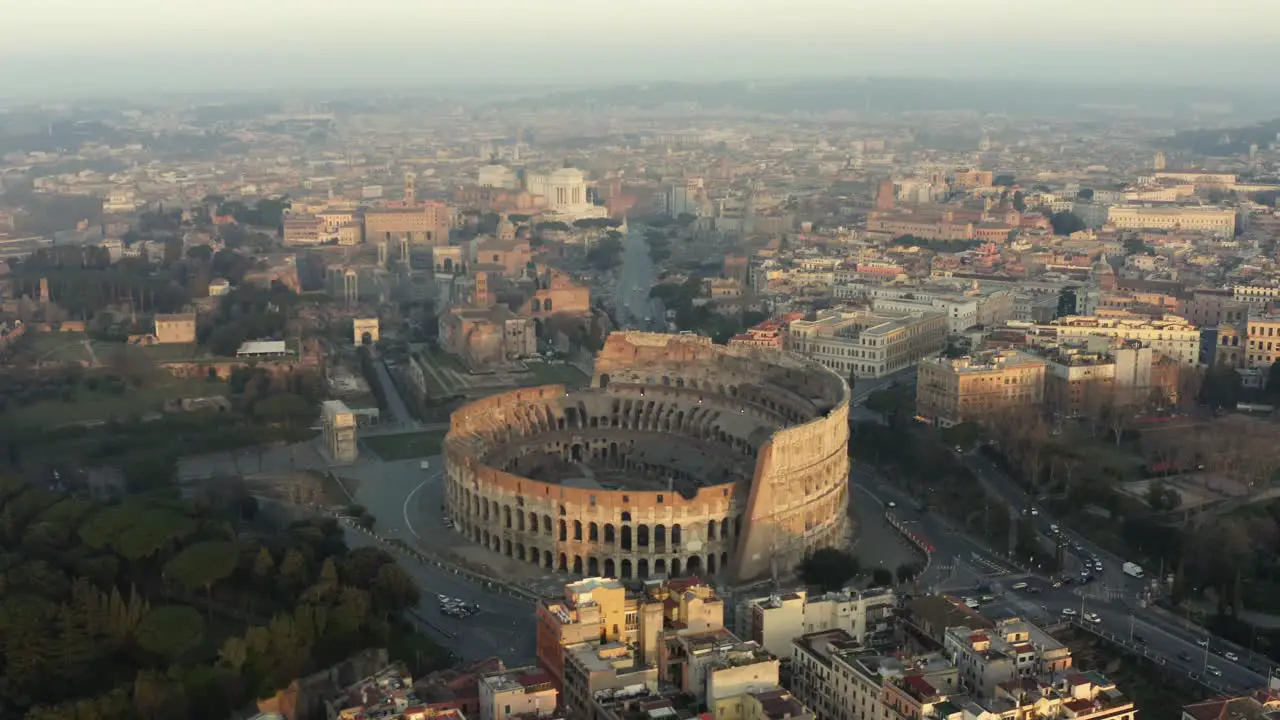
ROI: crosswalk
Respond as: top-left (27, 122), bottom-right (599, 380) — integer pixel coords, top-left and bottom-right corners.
top-left (969, 553), bottom-right (1015, 575)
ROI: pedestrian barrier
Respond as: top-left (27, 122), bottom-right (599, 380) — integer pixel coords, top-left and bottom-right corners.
top-left (884, 511), bottom-right (933, 582)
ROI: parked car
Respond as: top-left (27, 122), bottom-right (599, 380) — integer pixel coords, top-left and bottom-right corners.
top-left (1224, 651), bottom-right (1240, 662)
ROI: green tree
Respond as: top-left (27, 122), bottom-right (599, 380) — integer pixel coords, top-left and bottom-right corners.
top-left (864, 389), bottom-right (906, 425)
top-left (799, 548), bottom-right (860, 592)
top-left (871, 568), bottom-right (893, 587)
top-left (164, 540), bottom-right (239, 612)
top-left (1049, 211), bottom-right (1086, 236)
top-left (135, 605), bottom-right (205, 662)
top-left (895, 563), bottom-right (919, 584)
top-left (371, 563), bottom-right (420, 617)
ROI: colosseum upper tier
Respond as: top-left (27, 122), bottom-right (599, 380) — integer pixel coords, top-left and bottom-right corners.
top-left (442, 331), bottom-right (851, 584)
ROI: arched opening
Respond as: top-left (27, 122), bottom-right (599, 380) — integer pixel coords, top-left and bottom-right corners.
top-left (545, 298), bottom-right (553, 312)
top-left (545, 550), bottom-right (553, 569)
top-left (621, 526), bottom-right (632, 551)
top-left (604, 524), bottom-right (615, 544)
top-left (559, 520), bottom-right (567, 541)
top-left (503, 506), bottom-right (512, 529)
top-left (544, 514), bottom-right (552, 534)
top-left (503, 539), bottom-right (512, 557)
top-left (361, 331), bottom-right (373, 345)
top-left (589, 522), bottom-right (599, 542)
top-left (638, 525), bottom-right (650, 548)
top-left (604, 558), bottom-right (616, 577)
top-left (588, 557), bottom-right (599, 576)
top-left (517, 544), bottom-right (526, 561)
top-left (572, 556), bottom-right (583, 575)
top-left (654, 558), bottom-right (667, 575)
top-left (707, 553), bottom-right (716, 574)
top-left (573, 520), bottom-right (583, 541)
top-left (638, 559), bottom-right (649, 579)
top-left (720, 551), bottom-right (728, 571)
top-left (671, 558), bottom-right (682, 576)
top-left (687, 555), bottom-right (702, 576)
top-left (621, 559), bottom-right (632, 579)
top-left (558, 553), bottom-right (567, 571)
top-left (672, 524), bottom-right (682, 548)
top-left (529, 513), bottom-right (539, 533)
top-left (571, 443), bottom-right (583, 462)
top-left (707, 520), bottom-right (717, 540)
top-left (654, 524), bottom-right (666, 549)
top-left (599, 373), bottom-right (611, 389)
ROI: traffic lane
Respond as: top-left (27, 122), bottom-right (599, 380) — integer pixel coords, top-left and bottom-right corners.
top-left (344, 529), bottom-right (536, 664)
top-left (1034, 592), bottom-right (1265, 691)
top-left (850, 483), bottom-right (927, 571)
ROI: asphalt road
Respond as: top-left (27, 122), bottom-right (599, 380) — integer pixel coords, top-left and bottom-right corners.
top-left (343, 528), bottom-right (536, 665)
top-left (615, 226), bottom-right (661, 331)
top-left (952, 450), bottom-right (1276, 692)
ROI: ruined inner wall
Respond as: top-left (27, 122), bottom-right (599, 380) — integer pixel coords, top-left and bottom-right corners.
top-left (443, 332), bottom-right (851, 584)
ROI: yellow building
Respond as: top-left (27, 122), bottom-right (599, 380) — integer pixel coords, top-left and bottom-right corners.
top-left (1245, 308), bottom-right (1280, 369)
top-left (1105, 206), bottom-right (1236, 236)
top-left (915, 350), bottom-right (1046, 427)
top-left (787, 306), bottom-right (948, 379)
top-left (477, 666), bottom-right (559, 720)
top-left (153, 312), bottom-right (196, 344)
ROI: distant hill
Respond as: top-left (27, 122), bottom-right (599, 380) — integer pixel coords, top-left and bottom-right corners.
top-left (1159, 119), bottom-right (1280, 156)
top-left (488, 77), bottom-right (1280, 119)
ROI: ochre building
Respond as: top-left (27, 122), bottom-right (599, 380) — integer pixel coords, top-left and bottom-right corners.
top-left (443, 332), bottom-right (852, 585)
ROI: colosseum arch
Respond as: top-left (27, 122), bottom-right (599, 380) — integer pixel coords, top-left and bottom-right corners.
top-left (441, 331), bottom-right (851, 584)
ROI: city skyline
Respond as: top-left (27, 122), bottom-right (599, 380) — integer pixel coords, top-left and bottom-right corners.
top-left (3, 0), bottom-right (1279, 96)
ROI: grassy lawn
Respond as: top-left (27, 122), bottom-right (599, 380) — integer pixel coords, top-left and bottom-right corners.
top-left (523, 361), bottom-right (589, 388)
top-left (362, 431), bottom-right (446, 461)
top-left (22, 332), bottom-right (92, 362)
top-left (18, 376), bottom-right (227, 429)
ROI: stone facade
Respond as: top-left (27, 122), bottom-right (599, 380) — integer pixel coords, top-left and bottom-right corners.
top-left (443, 332), bottom-right (851, 586)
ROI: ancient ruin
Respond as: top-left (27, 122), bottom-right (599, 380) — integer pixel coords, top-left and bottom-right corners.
top-left (443, 331), bottom-right (852, 585)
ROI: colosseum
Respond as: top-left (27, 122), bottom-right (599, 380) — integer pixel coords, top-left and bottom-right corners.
top-left (442, 331), bottom-right (851, 584)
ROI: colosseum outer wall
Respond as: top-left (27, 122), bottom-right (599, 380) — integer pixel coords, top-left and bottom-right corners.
top-left (443, 332), bottom-right (851, 585)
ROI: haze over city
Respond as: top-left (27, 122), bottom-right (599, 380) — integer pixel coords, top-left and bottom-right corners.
top-left (7, 3), bottom-right (1280, 720)
top-left (3, 0), bottom-right (1280, 95)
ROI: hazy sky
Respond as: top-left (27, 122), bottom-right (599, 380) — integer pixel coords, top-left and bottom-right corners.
top-left (3, 0), bottom-right (1278, 96)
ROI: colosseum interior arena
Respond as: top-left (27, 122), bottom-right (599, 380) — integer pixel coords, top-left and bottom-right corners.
top-left (443, 331), bottom-right (851, 585)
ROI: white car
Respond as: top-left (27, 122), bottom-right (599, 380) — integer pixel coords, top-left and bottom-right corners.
top-left (1197, 638), bottom-right (1210, 647)
top-left (1061, 608), bottom-right (1077, 616)
top-left (1224, 651), bottom-right (1239, 662)
top-left (1207, 665), bottom-right (1222, 677)
top-left (963, 597), bottom-right (980, 608)
top-left (1050, 524), bottom-right (1060, 534)
top-left (1085, 612), bottom-right (1102, 624)
top-left (1011, 582), bottom-right (1029, 591)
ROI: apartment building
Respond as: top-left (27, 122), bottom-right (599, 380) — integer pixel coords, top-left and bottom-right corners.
top-left (787, 306), bottom-right (947, 379)
top-left (1106, 206), bottom-right (1236, 236)
top-left (1029, 315), bottom-right (1201, 366)
top-left (536, 577), bottom-right (660, 691)
top-left (562, 642), bottom-right (659, 719)
top-left (737, 588), bottom-right (896, 660)
top-left (942, 618), bottom-right (1072, 699)
top-left (728, 320), bottom-right (787, 349)
top-left (790, 629), bottom-right (957, 720)
top-left (1245, 307), bottom-right (1280, 368)
top-left (1038, 341), bottom-right (1154, 417)
top-left (536, 578), bottom-right (724, 692)
top-left (477, 667), bottom-right (560, 720)
top-left (1232, 283), bottom-right (1280, 307)
top-left (915, 351), bottom-right (1046, 427)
